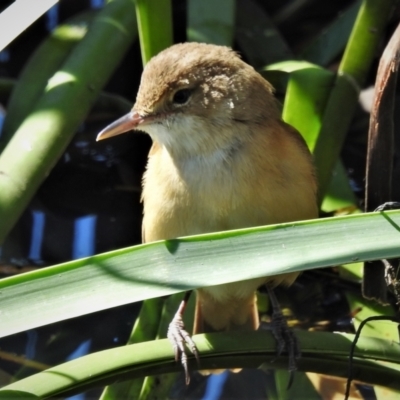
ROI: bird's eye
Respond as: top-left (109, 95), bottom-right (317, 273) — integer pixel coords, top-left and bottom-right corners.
top-left (172, 89), bottom-right (192, 105)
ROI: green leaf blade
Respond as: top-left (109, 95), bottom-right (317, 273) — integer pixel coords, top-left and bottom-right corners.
top-left (1, 211), bottom-right (400, 338)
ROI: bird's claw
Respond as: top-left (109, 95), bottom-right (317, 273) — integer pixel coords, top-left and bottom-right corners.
top-left (167, 309), bottom-right (199, 385)
top-left (269, 307), bottom-right (300, 388)
top-left (264, 286), bottom-right (300, 389)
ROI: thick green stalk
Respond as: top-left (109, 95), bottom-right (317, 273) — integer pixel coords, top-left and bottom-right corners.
top-left (136, 293), bottom-right (194, 400)
top-left (1, 331), bottom-right (400, 398)
top-left (313, 0), bottom-right (397, 199)
top-left (99, 298), bottom-right (165, 400)
top-left (1, 11), bottom-right (95, 148)
top-left (134, 0), bottom-right (173, 65)
top-left (0, 0), bottom-right (137, 245)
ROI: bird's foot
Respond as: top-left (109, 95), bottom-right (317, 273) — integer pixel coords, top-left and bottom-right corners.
top-left (264, 286), bottom-right (300, 388)
top-left (269, 306), bottom-right (300, 370)
top-left (167, 299), bottom-right (199, 385)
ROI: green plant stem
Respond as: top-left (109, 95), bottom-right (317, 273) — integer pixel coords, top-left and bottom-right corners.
top-left (313, 0), bottom-right (397, 199)
top-left (137, 293), bottom-right (192, 400)
top-left (1, 331), bottom-right (400, 398)
top-left (0, 0), bottom-right (137, 245)
top-left (100, 298), bottom-right (165, 400)
top-left (134, 0), bottom-right (173, 65)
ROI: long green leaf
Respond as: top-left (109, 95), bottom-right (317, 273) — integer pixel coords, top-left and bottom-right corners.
top-left (280, 64), bottom-right (358, 211)
top-left (1, 331), bottom-right (400, 398)
top-left (263, 62), bottom-right (357, 211)
top-left (281, 66), bottom-right (334, 151)
top-left (1, 211), bottom-right (400, 338)
top-left (135, 0), bottom-right (173, 65)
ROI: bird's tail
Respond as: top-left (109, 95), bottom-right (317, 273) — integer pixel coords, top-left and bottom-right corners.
top-left (192, 289), bottom-right (259, 374)
top-left (193, 290), bottom-right (259, 334)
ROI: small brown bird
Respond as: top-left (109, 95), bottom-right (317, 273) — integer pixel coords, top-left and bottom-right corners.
top-left (97, 42), bottom-right (318, 382)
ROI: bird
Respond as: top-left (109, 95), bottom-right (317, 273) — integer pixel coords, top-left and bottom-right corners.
top-left (97, 42), bottom-right (318, 384)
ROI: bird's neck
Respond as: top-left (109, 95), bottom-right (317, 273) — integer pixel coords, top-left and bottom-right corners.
top-left (145, 115), bottom-right (254, 184)
top-left (162, 134), bottom-right (245, 176)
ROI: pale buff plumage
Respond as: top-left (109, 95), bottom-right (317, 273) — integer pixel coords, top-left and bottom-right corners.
top-left (97, 42), bottom-right (318, 336)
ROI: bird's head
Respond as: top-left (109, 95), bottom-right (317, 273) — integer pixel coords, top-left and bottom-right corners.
top-left (97, 42), bottom-right (280, 158)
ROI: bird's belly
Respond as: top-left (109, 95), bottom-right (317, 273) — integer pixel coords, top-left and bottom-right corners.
top-left (142, 172), bottom-right (244, 240)
top-left (142, 196), bottom-right (231, 241)
top-left (142, 143), bottom-right (317, 242)
top-left (200, 271), bottom-right (299, 303)
top-left (201, 277), bottom-right (267, 302)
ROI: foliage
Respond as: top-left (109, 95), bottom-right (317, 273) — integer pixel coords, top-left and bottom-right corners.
top-left (0, 0), bottom-right (399, 398)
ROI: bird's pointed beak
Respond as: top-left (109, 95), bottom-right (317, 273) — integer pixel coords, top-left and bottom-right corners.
top-left (96, 111), bottom-right (144, 141)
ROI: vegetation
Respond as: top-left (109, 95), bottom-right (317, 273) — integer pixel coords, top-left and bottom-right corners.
top-left (0, 0), bottom-right (399, 398)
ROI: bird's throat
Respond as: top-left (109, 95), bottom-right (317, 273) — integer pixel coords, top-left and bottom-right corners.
top-left (164, 136), bottom-right (244, 182)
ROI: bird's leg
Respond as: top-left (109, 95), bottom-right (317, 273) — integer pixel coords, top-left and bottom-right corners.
top-left (363, 202), bottom-right (400, 305)
top-left (167, 291), bottom-right (199, 384)
top-left (265, 285), bottom-right (300, 387)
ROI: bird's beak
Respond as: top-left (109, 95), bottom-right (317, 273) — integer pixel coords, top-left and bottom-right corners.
top-left (96, 110), bottom-right (144, 141)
